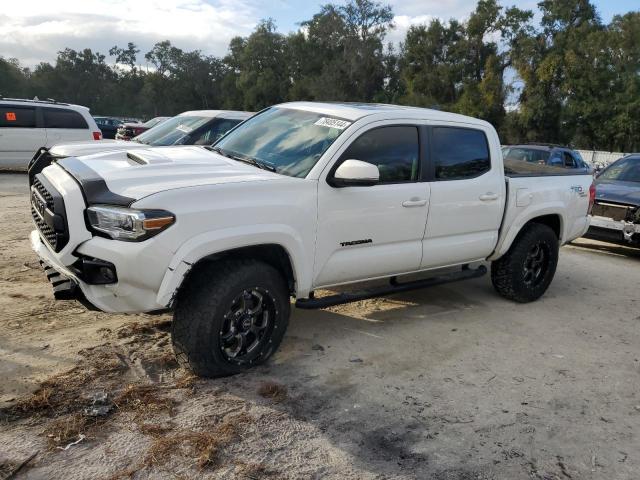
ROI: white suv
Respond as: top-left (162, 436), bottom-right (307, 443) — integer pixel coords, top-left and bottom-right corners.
top-left (0, 98), bottom-right (102, 170)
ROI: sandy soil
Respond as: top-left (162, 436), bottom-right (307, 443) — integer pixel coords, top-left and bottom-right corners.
top-left (1, 173), bottom-right (639, 479)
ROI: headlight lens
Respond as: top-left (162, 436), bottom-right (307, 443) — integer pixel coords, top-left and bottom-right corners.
top-left (87, 205), bottom-right (175, 241)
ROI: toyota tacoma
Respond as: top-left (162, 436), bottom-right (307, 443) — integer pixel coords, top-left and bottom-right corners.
top-left (28, 102), bottom-right (594, 377)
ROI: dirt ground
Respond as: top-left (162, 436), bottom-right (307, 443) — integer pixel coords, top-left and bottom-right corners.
top-left (1, 172), bottom-right (639, 480)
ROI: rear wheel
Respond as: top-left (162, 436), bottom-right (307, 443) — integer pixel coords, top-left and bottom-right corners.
top-left (491, 223), bottom-right (559, 303)
top-left (172, 258), bottom-right (290, 377)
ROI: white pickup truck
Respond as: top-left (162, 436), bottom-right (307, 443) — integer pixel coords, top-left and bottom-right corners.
top-left (29, 102), bottom-right (594, 377)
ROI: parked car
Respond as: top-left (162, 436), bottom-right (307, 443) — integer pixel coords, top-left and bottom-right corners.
top-left (116, 116), bottom-right (169, 140)
top-left (502, 144), bottom-right (592, 173)
top-left (584, 154), bottom-right (640, 247)
top-left (28, 110), bottom-right (253, 174)
top-left (28, 102), bottom-right (593, 377)
top-left (93, 116), bottom-right (123, 139)
top-left (0, 98), bottom-right (102, 169)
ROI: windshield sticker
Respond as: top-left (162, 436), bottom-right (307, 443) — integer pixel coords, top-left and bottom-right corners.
top-left (314, 117), bottom-right (351, 130)
top-left (176, 124), bottom-right (193, 133)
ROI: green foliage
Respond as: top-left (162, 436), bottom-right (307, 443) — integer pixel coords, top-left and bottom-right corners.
top-left (1, 0), bottom-right (638, 150)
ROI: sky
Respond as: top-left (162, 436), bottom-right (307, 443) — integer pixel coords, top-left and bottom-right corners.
top-left (0, 0), bottom-right (638, 68)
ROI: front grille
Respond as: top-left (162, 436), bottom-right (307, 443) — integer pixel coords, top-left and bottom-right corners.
top-left (30, 175), bottom-right (69, 252)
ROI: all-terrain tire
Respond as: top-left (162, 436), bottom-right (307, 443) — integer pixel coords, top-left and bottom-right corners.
top-left (491, 223), bottom-right (559, 303)
top-left (171, 258), bottom-right (290, 377)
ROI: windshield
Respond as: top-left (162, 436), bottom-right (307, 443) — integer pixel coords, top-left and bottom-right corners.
top-left (502, 147), bottom-right (550, 164)
top-left (143, 117), bottom-right (167, 128)
top-left (134, 116), bottom-right (212, 146)
top-left (599, 157), bottom-right (640, 183)
top-left (214, 107), bottom-right (350, 177)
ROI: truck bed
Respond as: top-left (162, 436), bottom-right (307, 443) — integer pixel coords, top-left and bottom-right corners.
top-left (490, 168), bottom-right (593, 260)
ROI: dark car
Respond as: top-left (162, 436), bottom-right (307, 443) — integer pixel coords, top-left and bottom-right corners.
top-left (584, 154), bottom-right (640, 247)
top-left (502, 144), bottom-right (592, 174)
top-left (93, 116), bottom-right (123, 139)
top-left (116, 116), bottom-right (169, 141)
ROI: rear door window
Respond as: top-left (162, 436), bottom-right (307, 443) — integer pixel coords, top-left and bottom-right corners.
top-left (43, 108), bottom-right (88, 129)
top-left (0, 106), bottom-right (37, 128)
top-left (432, 127), bottom-right (490, 180)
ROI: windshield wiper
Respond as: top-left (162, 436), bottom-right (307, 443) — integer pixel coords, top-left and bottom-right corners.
top-left (206, 146), bottom-right (276, 172)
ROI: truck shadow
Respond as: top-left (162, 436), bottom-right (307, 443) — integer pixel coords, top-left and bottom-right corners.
top-left (219, 282), bottom-right (505, 478)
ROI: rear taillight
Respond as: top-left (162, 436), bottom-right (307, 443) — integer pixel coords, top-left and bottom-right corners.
top-left (93, 131), bottom-right (102, 140)
top-left (588, 182), bottom-right (596, 214)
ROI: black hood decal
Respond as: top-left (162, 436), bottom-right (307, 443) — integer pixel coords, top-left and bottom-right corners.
top-left (58, 157), bottom-right (135, 206)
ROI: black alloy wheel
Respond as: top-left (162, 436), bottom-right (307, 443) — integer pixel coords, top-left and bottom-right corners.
top-left (220, 288), bottom-right (277, 364)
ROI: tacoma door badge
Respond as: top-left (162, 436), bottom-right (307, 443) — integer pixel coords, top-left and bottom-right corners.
top-left (340, 239), bottom-right (373, 247)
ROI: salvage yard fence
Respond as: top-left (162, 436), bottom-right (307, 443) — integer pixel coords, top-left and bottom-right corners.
top-left (577, 150), bottom-right (628, 167)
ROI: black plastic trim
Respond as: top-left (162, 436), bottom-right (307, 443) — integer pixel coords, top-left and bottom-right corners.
top-left (28, 147), bottom-right (54, 186)
top-left (70, 256), bottom-right (118, 285)
top-left (57, 157), bottom-right (135, 206)
top-left (33, 173), bottom-right (70, 252)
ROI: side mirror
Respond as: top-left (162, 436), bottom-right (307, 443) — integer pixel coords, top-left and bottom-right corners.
top-left (329, 159), bottom-right (379, 187)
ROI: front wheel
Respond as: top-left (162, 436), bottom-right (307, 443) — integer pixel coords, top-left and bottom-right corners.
top-left (491, 223), bottom-right (559, 303)
top-left (171, 258), bottom-right (290, 377)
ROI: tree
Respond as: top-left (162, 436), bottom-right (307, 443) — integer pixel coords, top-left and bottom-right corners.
top-left (511, 0), bottom-right (602, 144)
top-left (0, 57), bottom-right (29, 98)
top-left (0, 0), bottom-right (637, 150)
top-left (399, 0), bottom-right (532, 134)
top-left (225, 19), bottom-right (290, 110)
top-left (109, 42), bottom-right (140, 71)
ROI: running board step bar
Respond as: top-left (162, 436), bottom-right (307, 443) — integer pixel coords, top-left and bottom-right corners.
top-left (295, 265), bottom-right (487, 310)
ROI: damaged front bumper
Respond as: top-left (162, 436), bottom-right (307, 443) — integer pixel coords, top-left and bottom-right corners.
top-left (39, 260), bottom-right (100, 311)
top-left (585, 215), bottom-right (640, 246)
top-left (30, 230), bottom-right (168, 313)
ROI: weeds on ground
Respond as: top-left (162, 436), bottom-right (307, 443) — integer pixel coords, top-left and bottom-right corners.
top-left (114, 384), bottom-right (177, 416)
top-left (257, 381), bottom-right (288, 402)
top-left (42, 412), bottom-right (103, 450)
top-left (109, 412), bottom-right (254, 478)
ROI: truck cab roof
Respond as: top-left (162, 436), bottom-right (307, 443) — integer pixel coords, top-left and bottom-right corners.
top-left (278, 101), bottom-right (491, 126)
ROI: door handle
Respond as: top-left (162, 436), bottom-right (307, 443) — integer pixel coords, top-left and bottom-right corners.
top-left (479, 192), bottom-right (499, 202)
top-left (402, 198), bottom-right (427, 207)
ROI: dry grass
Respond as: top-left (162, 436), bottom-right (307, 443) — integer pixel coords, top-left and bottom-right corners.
top-left (115, 318), bottom-right (171, 339)
top-left (137, 422), bottom-right (174, 436)
top-left (115, 322), bottom-right (156, 338)
top-left (147, 411), bottom-right (252, 468)
top-left (42, 412), bottom-right (103, 449)
top-left (114, 384), bottom-right (177, 416)
top-left (113, 411), bottom-right (254, 478)
top-left (145, 430), bottom-right (221, 469)
top-left (173, 372), bottom-right (198, 390)
top-left (257, 381), bottom-right (288, 402)
top-left (5, 348), bottom-right (128, 419)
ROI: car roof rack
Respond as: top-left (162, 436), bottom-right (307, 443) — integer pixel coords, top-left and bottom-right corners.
top-left (0, 96), bottom-right (71, 106)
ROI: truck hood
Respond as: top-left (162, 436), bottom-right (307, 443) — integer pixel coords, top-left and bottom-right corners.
top-left (49, 140), bottom-right (149, 158)
top-left (55, 146), bottom-right (281, 204)
top-left (594, 179), bottom-right (640, 207)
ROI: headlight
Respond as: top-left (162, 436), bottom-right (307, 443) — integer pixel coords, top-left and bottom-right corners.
top-left (86, 205), bottom-right (175, 241)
